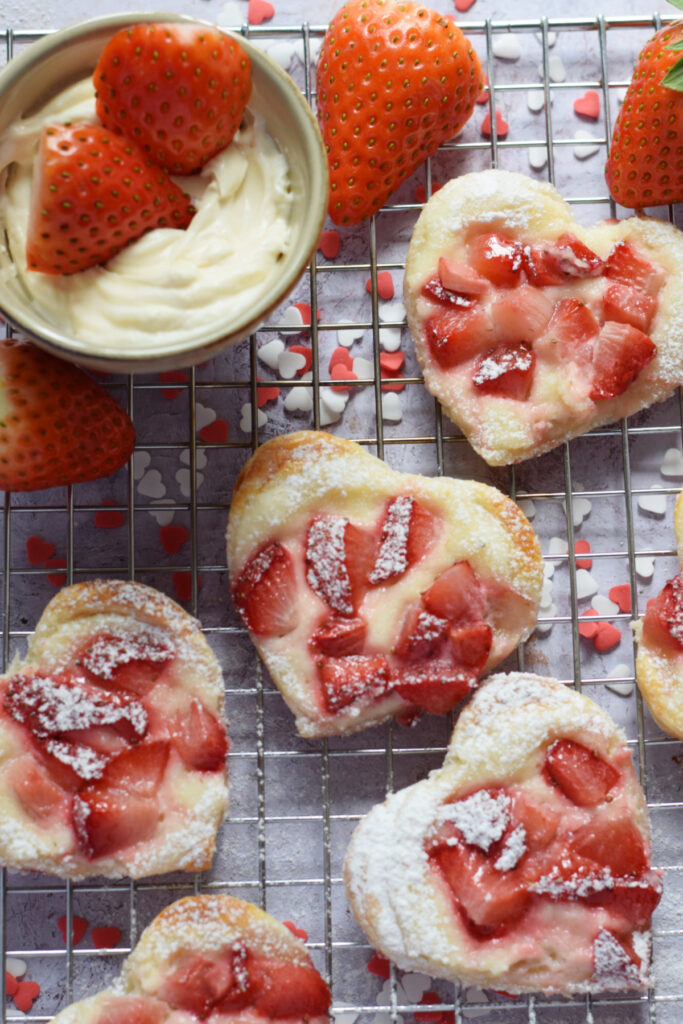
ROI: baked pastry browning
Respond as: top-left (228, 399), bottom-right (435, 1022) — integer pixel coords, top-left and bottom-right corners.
top-left (344, 673), bottom-right (661, 995)
top-left (227, 431), bottom-right (542, 738)
top-left (51, 893), bottom-right (331, 1023)
top-left (0, 580), bottom-right (229, 878)
top-left (634, 489), bottom-right (683, 737)
top-left (404, 169), bottom-right (683, 465)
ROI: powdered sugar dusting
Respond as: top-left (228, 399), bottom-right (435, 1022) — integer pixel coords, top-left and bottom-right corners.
top-left (4, 674), bottom-right (148, 739)
top-left (82, 633), bottom-right (174, 680)
top-left (368, 496), bottom-right (413, 584)
top-left (45, 738), bottom-right (108, 781)
top-left (305, 515), bottom-right (353, 615)
top-left (592, 929), bottom-right (642, 989)
top-left (494, 823), bottom-right (526, 871)
top-left (533, 866), bottom-right (614, 899)
top-left (438, 790), bottom-right (510, 852)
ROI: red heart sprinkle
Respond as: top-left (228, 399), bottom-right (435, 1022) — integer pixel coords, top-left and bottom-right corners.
top-left (455, 0), bottom-right (477, 10)
top-left (381, 370), bottom-right (405, 392)
top-left (414, 182), bottom-right (443, 203)
top-left (95, 500), bottom-right (125, 530)
top-left (248, 0), bottom-right (274, 24)
top-left (282, 921), bottom-right (308, 941)
top-left (416, 992), bottom-right (446, 1023)
top-left (257, 383), bottom-right (280, 408)
top-left (92, 926), bottom-right (122, 949)
top-left (380, 351), bottom-right (405, 373)
top-left (609, 584), bottom-right (632, 613)
top-left (13, 980), bottom-right (40, 1013)
top-left (172, 572), bottom-right (200, 603)
top-left (481, 109), bottom-right (509, 138)
top-left (573, 90), bottom-right (600, 119)
top-left (318, 230), bottom-right (340, 259)
top-left (574, 539), bottom-right (592, 570)
top-left (476, 73), bottom-right (489, 104)
top-left (5, 971), bottom-right (18, 996)
top-left (578, 610), bottom-right (600, 639)
top-left (57, 914), bottom-right (88, 945)
top-left (293, 302), bottom-right (314, 326)
top-left (366, 271), bottom-right (395, 301)
top-left (160, 524), bottom-right (189, 555)
top-left (594, 622), bottom-right (621, 652)
top-left (26, 536), bottom-right (55, 565)
top-left (159, 370), bottom-right (188, 400)
top-left (329, 346), bottom-right (354, 372)
top-left (199, 418), bottom-right (229, 444)
top-left (367, 953), bottom-right (391, 979)
top-left (45, 558), bottom-right (67, 588)
top-left (290, 345), bottom-right (313, 373)
top-left (330, 364), bottom-right (358, 392)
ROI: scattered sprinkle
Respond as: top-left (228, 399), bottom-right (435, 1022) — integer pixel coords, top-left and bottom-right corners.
top-left (199, 418), bottom-right (229, 443)
top-left (239, 403), bottom-right (268, 433)
top-left (481, 109), bottom-right (509, 139)
top-left (527, 89), bottom-right (547, 113)
top-left (91, 926), bottom-right (122, 949)
top-left (635, 556), bottom-right (655, 581)
top-left (366, 271), bottom-right (395, 301)
top-left (290, 345), bottom-right (313, 373)
top-left (278, 350), bottom-right (307, 379)
top-left (57, 915), bottom-right (88, 946)
top-left (159, 370), bottom-right (188, 401)
top-left (492, 34), bottom-right (521, 61)
top-left (367, 952), bottom-right (391, 979)
top-left (282, 921), bottom-right (308, 941)
top-left (574, 539), bottom-right (592, 569)
top-left (573, 130), bottom-right (601, 160)
top-left (137, 469), bottom-right (166, 500)
top-left (45, 558), bottom-right (67, 588)
top-left (528, 146), bottom-right (548, 171)
top-left (258, 338), bottom-right (285, 370)
top-left (543, 55), bottom-right (566, 82)
top-left (26, 536), bottom-right (55, 565)
top-left (172, 572), bottom-right (200, 603)
top-left (284, 387), bottom-right (313, 413)
top-left (574, 90), bottom-right (600, 119)
top-left (638, 487), bottom-right (667, 517)
top-left (381, 392), bottom-right (403, 422)
top-left (13, 980), bottom-right (40, 1013)
top-left (160, 524), bottom-right (189, 555)
top-left (318, 230), bottom-right (340, 259)
top-left (576, 568), bottom-right (598, 600)
top-left (248, 0), bottom-right (275, 25)
top-left (94, 500), bottom-right (124, 530)
top-left (609, 584), bottom-right (632, 613)
top-left (660, 448), bottom-right (683, 478)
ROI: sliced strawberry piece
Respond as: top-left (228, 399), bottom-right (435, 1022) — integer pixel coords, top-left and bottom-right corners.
top-left (317, 655), bottom-right (394, 713)
top-left (603, 283), bottom-right (657, 333)
top-left (393, 662), bottom-right (475, 714)
top-left (160, 949), bottom-right (251, 1018)
top-left (73, 787), bottom-right (157, 859)
top-left (405, 502), bottom-right (439, 567)
top-left (642, 572), bottom-right (683, 651)
top-left (604, 240), bottom-right (665, 296)
top-left (94, 996), bottom-right (169, 1024)
top-left (170, 699), bottom-right (228, 772)
top-left (309, 616), bottom-right (367, 657)
top-left (424, 305), bottom-right (494, 369)
top-left (585, 872), bottom-right (662, 928)
top-left (394, 605), bottom-right (449, 661)
top-left (536, 297), bottom-right (599, 361)
top-left (422, 561), bottom-right (487, 624)
top-left (469, 232), bottom-right (524, 288)
top-left (490, 285), bottom-right (553, 343)
top-left (305, 517), bottom-right (377, 615)
top-left (99, 741), bottom-right (170, 797)
top-left (369, 496), bottom-right (437, 585)
top-left (433, 841), bottom-right (531, 932)
top-left (592, 929), bottom-right (643, 990)
top-left (437, 257), bottom-right (490, 296)
top-left (249, 958), bottom-right (331, 1018)
top-left (522, 234), bottom-right (603, 285)
top-left (421, 277), bottom-right (478, 308)
top-left (448, 621), bottom-right (492, 674)
top-left (232, 542), bottom-right (298, 637)
top-left (509, 791), bottom-right (559, 852)
top-left (79, 633), bottom-right (174, 696)
top-left (544, 739), bottom-right (620, 807)
top-left (7, 756), bottom-right (65, 821)
top-left (569, 815), bottom-right (648, 877)
top-left (588, 321), bottom-right (656, 401)
top-left (472, 343), bottom-right (535, 400)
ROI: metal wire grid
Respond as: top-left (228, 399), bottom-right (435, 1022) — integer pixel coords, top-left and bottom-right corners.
top-left (1, 11), bottom-right (683, 1024)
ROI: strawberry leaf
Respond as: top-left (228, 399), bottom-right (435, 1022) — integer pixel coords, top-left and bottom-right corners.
top-left (662, 52), bottom-right (683, 90)
top-left (666, 0), bottom-right (683, 9)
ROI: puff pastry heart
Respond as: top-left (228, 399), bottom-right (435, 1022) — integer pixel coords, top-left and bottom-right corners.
top-left (404, 169), bottom-right (683, 465)
top-left (227, 431), bottom-right (542, 737)
top-left (0, 580), bottom-right (229, 878)
top-left (344, 672), bottom-right (662, 995)
top-left (50, 894), bottom-right (331, 1023)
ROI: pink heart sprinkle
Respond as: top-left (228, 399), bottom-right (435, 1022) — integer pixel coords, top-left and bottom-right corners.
top-left (159, 370), bottom-right (189, 400)
top-left (57, 915), bottom-right (88, 945)
top-left (92, 926), bottom-right (122, 949)
top-left (257, 382), bottom-right (280, 408)
top-left (293, 302), bottom-right (314, 326)
top-left (379, 351), bottom-right (405, 373)
top-left (574, 539), bottom-right (592, 570)
top-left (94, 500), bottom-right (125, 530)
top-left (330, 364), bottom-right (358, 392)
top-left (160, 524), bottom-right (189, 555)
top-left (573, 90), bottom-right (600, 119)
top-left (415, 992), bottom-right (446, 1023)
top-left (172, 571), bottom-right (200, 603)
top-left (282, 921), bottom-right (308, 941)
top-left (199, 419), bottom-right (229, 444)
top-left (5, 971), bottom-right (18, 996)
top-left (481, 109), bottom-right (509, 138)
top-left (26, 535), bottom-right (55, 565)
top-left (594, 622), bottom-right (621, 652)
top-left (609, 584), bottom-right (632, 614)
top-left (329, 346), bottom-right (354, 372)
top-left (45, 558), bottom-right (67, 588)
top-left (290, 345), bottom-right (313, 373)
top-left (318, 230), bottom-right (340, 259)
top-left (13, 980), bottom-right (40, 1013)
top-left (367, 953), bottom-right (391, 979)
top-left (414, 182), bottom-right (443, 203)
top-left (455, 0), bottom-right (477, 10)
top-left (578, 610), bottom-right (600, 639)
top-left (248, 0), bottom-right (274, 24)
top-left (366, 271), bottom-right (395, 301)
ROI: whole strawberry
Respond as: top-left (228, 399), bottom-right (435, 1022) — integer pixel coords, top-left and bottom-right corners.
top-left (94, 22), bottom-right (252, 175)
top-left (316, 0), bottom-right (483, 225)
top-left (26, 123), bottom-right (194, 275)
top-left (0, 340), bottom-right (135, 491)
top-left (605, 20), bottom-right (683, 207)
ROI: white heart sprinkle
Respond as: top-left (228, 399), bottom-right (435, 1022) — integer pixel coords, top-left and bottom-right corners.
top-left (175, 468), bottom-right (204, 497)
top-left (332, 1014), bottom-right (359, 1024)
top-left (563, 496), bottom-right (592, 527)
top-left (380, 326), bottom-right (403, 351)
top-left (180, 448), bottom-right (208, 471)
top-left (401, 974), bottom-right (431, 1001)
top-left (576, 568), bottom-right (598, 600)
top-left (257, 338), bottom-right (285, 370)
top-left (464, 988), bottom-right (489, 1005)
top-left (6, 958), bottom-right (26, 979)
top-left (573, 130), bottom-right (601, 160)
top-left (382, 392), bottom-right (403, 422)
top-left (638, 486), bottom-right (667, 517)
top-left (535, 30), bottom-right (557, 46)
top-left (528, 146), bottom-right (548, 171)
top-left (239, 403), bottom-right (268, 433)
top-left (280, 305), bottom-right (305, 329)
top-left (535, 604), bottom-right (557, 634)
top-left (266, 40), bottom-right (297, 69)
top-left (660, 448), bottom-right (683, 478)
top-left (540, 578), bottom-right (554, 609)
top-left (517, 497), bottom-right (535, 519)
top-left (543, 55), bottom-right (566, 82)
top-left (216, 1), bottom-right (242, 26)
top-left (544, 561), bottom-right (555, 579)
top-left (149, 499), bottom-right (175, 526)
top-left (492, 34), bottom-right (521, 60)
top-left (278, 349), bottom-right (307, 379)
top-left (636, 555), bottom-right (655, 580)
top-left (353, 357), bottom-right (375, 378)
top-left (379, 300), bottom-right (406, 324)
top-left (138, 469), bottom-right (166, 499)
top-left (132, 450), bottom-right (151, 480)
top-left (548, 536), bottom-right (568, 558)
top-left (527, 89), bottom-right (546, 113)
top-left (320, 388), bottom-right (347, 425)
top-left (592, 593), bottom-right (619, 616)
top-left (195, 402), bottom-right (216, 431)
top-left (606, 679), bottom-right (635, 697)
top-left (337, 327), bottom-right (364, 348)
top-left (284, 387), bottom-right (313, 413)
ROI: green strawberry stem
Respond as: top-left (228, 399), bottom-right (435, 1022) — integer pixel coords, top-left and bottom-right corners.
top-left (664, 0), bottom-right (683, 89)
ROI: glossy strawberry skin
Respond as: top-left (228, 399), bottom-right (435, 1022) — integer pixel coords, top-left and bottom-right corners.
top-left (316, 0), bottom-right (483, 225)
top-left (0, 340), bottom-right (135, 492)
top-left (544, 739), bottom-right (620, 807)
top-left (94, 22), bottom-right (251, 175)
top-left (26, 124), bottom-right (194, 275)
top-left (605, 21), bottom-right (683, 208)
top-left (642, 571), bottom-right (683, 651)
top-left (232, 542), bottom-right (298, 637)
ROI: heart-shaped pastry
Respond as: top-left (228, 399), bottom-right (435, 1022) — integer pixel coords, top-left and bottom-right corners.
top-left (227, 431), bottom-right (542, 737)
top-left (50, 894), bottom-right (330, 1023)
top-left (0, 580), bottom-right (228, 878)
top-left (404, 169), bottom-right (683, 465)
top-left (634, 488), bottom-right (683, 738)
top-left (344, 672), bottom-right (662, 995)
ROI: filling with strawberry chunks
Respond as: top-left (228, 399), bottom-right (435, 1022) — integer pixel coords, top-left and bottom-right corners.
top-left (233, 495), bottom-right (519, 719)
top-left (642, 570), bottom-right (683, 652)
top-left (421, 231), bottom-right (664, 404)
top-left (427, 738), bottom-right (661, 987)
top-left (1, 630), bottom-right (227, 860)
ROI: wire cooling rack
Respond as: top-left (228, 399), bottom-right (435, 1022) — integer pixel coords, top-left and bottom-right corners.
top-left (2, 12), bottom-right (683, 1024)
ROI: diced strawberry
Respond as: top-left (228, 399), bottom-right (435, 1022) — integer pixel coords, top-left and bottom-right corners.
top-left (602, 283), bottom-right (657, 333)
top-left (305, 516), bottom-right (377, 616)
top-left (421, 277), bottom-right (478, 308)
top-left (469, 232), bottom-right (524, 288)
top-left (490, 285), bottom-right (553, 343)
top-left (160, 949), bottom-right (251, 1017)
top-left (422, 561), bottom-right (487, 624)
top-left (592, 929), bottom-right (643, 989)
top-left (569, 815), bottom-right (648, 877)
top-left (309, 616), bottom-right (367, 656)
top-left (405, 502), bottom-right (439, 567)
top-left (585, 872), bottom-right (662, 928)
top-left (171, 699), bottom-right (228, 772)
top-left (99, 741), bottom-right (170, 797)
top-left (604, 240), bottom-right (665, 296)
top-left (437, 257), bottom-right (490, 296)
top-left (642, 572), bottom-right (683, 651)
top-left (544, 739), bottom-right (620, 807)
top-left (8, 756), bottom-right (65, 821)
top-left (346, 522), bottom-right (380, 603)
top-left (509, 791), bottom-right (559, 852)
top-left (73, 787), bottom-right (157, 859)
top-left (424, 305), bottom-right (494, 369)
top-left (369, 496), bottom-right (437, 585)
top-left (317, 655), bottom-right (394, 713)
top-left (448, 621), bottom-right (492, 674)
top-left (522, 234), bottom-right (604, 286)
top-left (535, 298), bottom-right (599, 361)
top-left (393, 662), bottom-right (475, 714)
top-left (249, 958), bottom-right (331, 1018)
top-left (94, 996), bottom-right (168, 1024)
top-left (394, 605), bottom-right (449, 661)
top-left (232, 542), bottom-right (298, 637)
top-left (79, 632), bottom-right (174, 695)
top-left (588, 321), bottom-right (656, 401)
top-left (472, 343), bottom-right (535, 400)
top-left (433, 841), bottom-right (531, 932)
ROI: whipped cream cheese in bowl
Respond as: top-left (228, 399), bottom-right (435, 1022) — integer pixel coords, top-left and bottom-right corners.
top-left (0, 13), bottom-right (328, 372)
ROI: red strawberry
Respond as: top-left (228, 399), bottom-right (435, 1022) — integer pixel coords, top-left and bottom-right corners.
top-left (249, 959), bottom-right (331, 1018)
top-left (544, 739), bottom-right (620, 807)
top-left (605, 21), bottom-right (683, 208)
top-left (94, 996), bottom-right (168, 1024)
top-left (422, 561), bottom-right (487, 624)
top-left (589, 321), bottom-right (656, 401)
top-left (170, 699), bottom-right (228, 772)
top-left (317, 654), bottom-right (394, 712)
top-left (433, 840), bottom-right (531, 932)
top-left (26, 123), bottom-right (194, 275)
top-left (316, 0), bottom-right (483, 225)
top-left (471, 343), bottom-right (535, 400)
top-left (421, 278), bottom-right (480, 309)
top-left (584, 873), bottom-right (663, 928)
top-left (535, 298), bottom-right (599, 361)
top-left (448, 621), bottom-right (492, 674)
top-left (642, 571), bottom-right (683, 650)
top-left (94, 22), bottom-right (252, 175)
top-left (232, 541), bottom-right (298, 636)
top-left (305, 516), bottom-right (377, 615)
top-left (522, 234), bottom-right (603, 286)
top-left (309, 616), bottom-right (367, 656)
top-left (0, 340), bottom-right (135, 492)
top-left (469, 232), bottom-right (524, 287)
top-left (604, 240), bottom-right (664, 295)
top-left (161, 950), bottom-right (251, 1017)
top-left (79, 632), bottom-right (173, 695)
top-left (424, 305), bottom-right (494, 369)
top-left (392, 661), bottom-right (474, 713)
top-left (73, 786), bottom-right (157, 859)
top-left (602, 283), bottom-right (657, 333)
top-left (569, 815), bottom-right (648, 877)
top-left (490, 286), bottom-right (553, 343)
top-left (7, 757), bottom-right (65, 821)
top-left (99, 741), bottom-right (170, 797)
top-left (394, 606), bottom-right (449, 661)
top-left (369, 496), bottom-right (438, 584)
top-left (437, 258), bottom-right (490, 296)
